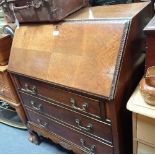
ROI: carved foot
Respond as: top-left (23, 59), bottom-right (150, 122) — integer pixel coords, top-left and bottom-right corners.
top-left (28, 131), bottom-right (40, 145)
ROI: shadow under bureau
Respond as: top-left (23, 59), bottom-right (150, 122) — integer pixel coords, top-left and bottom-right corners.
top-left (8, 2), bottom-right (152, 153)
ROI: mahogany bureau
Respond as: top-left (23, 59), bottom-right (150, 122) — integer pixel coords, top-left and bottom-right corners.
top-left (8, 2), bottom-right (152, 153)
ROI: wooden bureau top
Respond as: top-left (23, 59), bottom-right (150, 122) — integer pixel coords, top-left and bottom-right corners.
top-left (8, 2), bottom-right (151, 99)
top-left (67, 2), bottom-right (150, 20)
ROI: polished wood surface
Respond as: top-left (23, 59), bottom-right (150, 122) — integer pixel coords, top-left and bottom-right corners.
top-left (9, 2), bottom-right (152, 153)
top-left (27, 109), bottom-right (113, 154)
top-left (67, 2), bottom-right (151, 20)
top-left (12, 72), bottom-right (115, 152)
top-left (16, 75), bottom-right (102, 118)
top-left (20, 92), bottom-right (112, 142)
top-left (0, 34), bottom-right (12, 66)
top-left (9, 21), bottom-right (126, 98)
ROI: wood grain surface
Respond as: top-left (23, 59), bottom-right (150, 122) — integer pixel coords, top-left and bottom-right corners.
top-left (9, 21), bottom-right (127, 97)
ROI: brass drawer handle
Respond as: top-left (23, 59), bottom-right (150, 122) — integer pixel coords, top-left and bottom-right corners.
top-left (37, 119), bottom-right (48, 129)
top-left (71, 98), bottom-right (88, 111)
top-left (21, 83), bottom-right (37, 95)
top-left (75, 119), bottom-right (93, 132)
top-left (30, 101), bottom-right (42, 111)
top-left (80, 139), bottom-right (96, 154)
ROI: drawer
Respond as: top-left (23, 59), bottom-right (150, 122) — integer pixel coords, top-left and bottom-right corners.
top-left (137, 142), bottom-right (155, 154)
top-left (26, 109), bottom-right (114, 154)
top-left (20, 92), bottom-right (112, 143)
top-left (17, 76), bottom-right (102, 118)
top-left (0, 85), bottom-right (12, 100)
top-left (137, 114), bottom-right (155, 145)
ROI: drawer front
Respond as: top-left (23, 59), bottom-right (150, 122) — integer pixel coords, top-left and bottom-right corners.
top-left (17, 76), bottom-right (102, 118)
top-left (0, 85), bottom-right (12, 100)
top-left (26, 109), bottom-right (114, 154)
top-left (137, 142), bottom-right (155, 154)
top-left (20, 92), bottom-right (112, 143)
top-left (137, 114), bottom-right (155, 145)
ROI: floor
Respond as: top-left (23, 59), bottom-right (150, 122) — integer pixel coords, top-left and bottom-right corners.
top-left (0, 123), bottom-right (71, 154)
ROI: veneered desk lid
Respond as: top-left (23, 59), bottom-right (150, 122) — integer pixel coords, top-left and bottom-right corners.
top-left (8, 3), bottom-right (149, 98)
